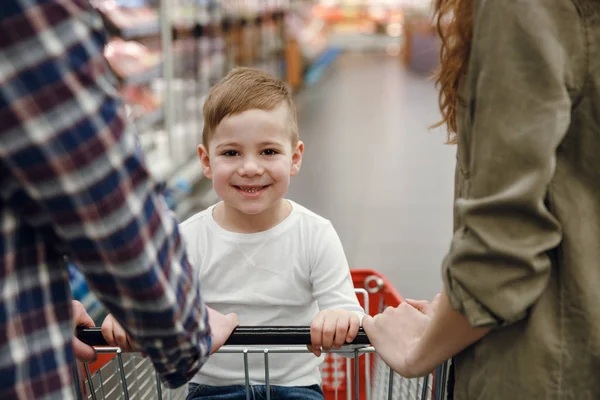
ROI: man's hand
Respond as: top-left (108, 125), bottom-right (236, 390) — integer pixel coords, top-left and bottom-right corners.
top-left (72, 300), bottom-right (97, 362)
top-left (309, 310), bottom-right (361, 357)
top-left (206, 306), bottom-right (239, 354)
top-left (101, 314), bottom-right (142, 352)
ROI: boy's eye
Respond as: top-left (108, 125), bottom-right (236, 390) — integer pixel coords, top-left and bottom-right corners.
top-left (222, 150), bottom-right (239, 157)
top-left (261, 149), bottom-right (278, 156)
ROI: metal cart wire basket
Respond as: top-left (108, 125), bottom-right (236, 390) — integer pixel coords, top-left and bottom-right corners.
top-left (73, 269), bottom-right (450, 400)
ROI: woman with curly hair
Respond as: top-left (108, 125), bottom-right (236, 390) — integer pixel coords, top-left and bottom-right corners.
top-left (364, 0), bottom-right (600, 398)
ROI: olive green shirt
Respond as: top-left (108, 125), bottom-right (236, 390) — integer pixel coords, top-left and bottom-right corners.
top-left (443, 0), bottom-right (600, 398)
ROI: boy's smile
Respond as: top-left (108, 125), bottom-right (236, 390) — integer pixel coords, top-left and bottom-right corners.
top-left (233, 185), bottom-right (270, 197)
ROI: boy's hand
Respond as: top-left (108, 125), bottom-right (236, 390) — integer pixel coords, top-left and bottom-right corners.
top-left (101, 307), bottom-right (238, 355)
top-left (101, 314), bottom-right (142, 352)
top-left (309, 310), bottom-right (361, 357)
top-left (206, 306), bottom-right (239, 354)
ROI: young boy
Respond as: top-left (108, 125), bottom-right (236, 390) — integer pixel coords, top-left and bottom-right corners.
top-left (185, 67), bottom-right (364, 400)
top-left (103, 68), bottom-right (364, 399)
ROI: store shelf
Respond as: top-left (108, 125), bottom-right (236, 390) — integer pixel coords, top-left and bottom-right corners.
top-left (122, 64), bottom-right (162, 86)
top-left (175, 197), bottom-right (200, 220)
top-left (221, 9), bottom-right (286, 23)
top-left (167, 156), bottom-right (204, 189)
top-left (197, 186), bottom-right (220, 209)
top-left (169, 156), bottom-right (207, 220)
top-left (101, 16), bottom-right (161, 39)
top-left (135, 108), bottom-right (164, 130)
top-left (174, 10), bottom-right (287, 37)
top-left (93, 1), bottom-right (161, 39)
top-left (119, 22), bottom-right (161, 39)
top-left (145, 152), bottom-right (204, 189)
top-left (146, 150), bottom-right (172, 182)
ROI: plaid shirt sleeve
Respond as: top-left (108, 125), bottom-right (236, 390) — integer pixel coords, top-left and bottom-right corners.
top-left (0, 0), bottom-right (210, 395)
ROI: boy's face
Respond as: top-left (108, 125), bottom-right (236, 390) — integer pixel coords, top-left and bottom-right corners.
top-left (198, 103), bottom-right (303, 216)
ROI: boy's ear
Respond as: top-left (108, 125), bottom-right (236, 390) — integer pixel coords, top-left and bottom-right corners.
top-left (197, 145), bottom-right (212, 179)
top-left (290, 141), bottom-right (304, 176)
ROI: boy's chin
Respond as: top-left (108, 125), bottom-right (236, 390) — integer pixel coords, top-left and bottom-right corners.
top-left (231, 202), bottom-right (275, 216)
top-left (222, 198), bottom-right (283, 216)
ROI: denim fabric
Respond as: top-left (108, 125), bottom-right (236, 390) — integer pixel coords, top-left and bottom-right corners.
top-left (186, 383), bottom-right (324, 400)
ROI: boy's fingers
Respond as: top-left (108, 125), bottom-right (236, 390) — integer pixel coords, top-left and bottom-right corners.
top-left (307, 345), bottom-right (321, 357)
top-left (333, 318), bottom-right (348, 348)
top-left (310, 315), bottom-right (324, 351)
top-left (346, 316), bottom-right (360, 343)
top-left (321, 317), bottom-right (338, 350)
top-left (225, 313), bottom-right (240, 328)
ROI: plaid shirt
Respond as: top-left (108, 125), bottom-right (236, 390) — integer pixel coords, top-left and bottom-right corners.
top-left (0, 1), bottom-right (211, 399)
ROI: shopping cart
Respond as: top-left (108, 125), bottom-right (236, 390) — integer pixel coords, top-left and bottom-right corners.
top-left (73, 269), bottom-right (450, 400)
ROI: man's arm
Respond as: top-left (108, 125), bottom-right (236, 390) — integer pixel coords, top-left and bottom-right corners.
top-left (1, 1), bottom-right (209, 387)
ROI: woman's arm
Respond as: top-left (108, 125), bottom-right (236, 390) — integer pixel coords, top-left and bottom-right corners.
top-left (365, 0), bottom-right (585, 377)
top-left (364, 291), bottom-right (489, 377)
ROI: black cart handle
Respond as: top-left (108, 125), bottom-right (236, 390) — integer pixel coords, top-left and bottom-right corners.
top-left (76, 326), bottom-right (371, 347)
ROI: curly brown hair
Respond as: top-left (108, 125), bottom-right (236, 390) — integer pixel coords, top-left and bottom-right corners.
top-left (432, 0), bottom-right (474, 144)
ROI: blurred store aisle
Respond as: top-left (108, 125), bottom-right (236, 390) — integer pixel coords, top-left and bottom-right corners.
top-left (288, 52), bottom-right (456, 300)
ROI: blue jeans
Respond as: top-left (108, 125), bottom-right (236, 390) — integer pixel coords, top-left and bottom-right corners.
top-left (186, 383), bottom-right (325, 400)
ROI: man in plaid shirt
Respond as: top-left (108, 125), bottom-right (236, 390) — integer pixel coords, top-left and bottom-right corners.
top-left (0, 1), bottom-right (238, 399)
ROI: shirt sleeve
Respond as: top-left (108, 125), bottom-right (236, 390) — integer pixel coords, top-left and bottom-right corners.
top-left (309, 221), bottom-right (365, 321)
top-left (0, 1), bottom-right (210, 387)
top-left (442, 0), bottom-right (584, 328)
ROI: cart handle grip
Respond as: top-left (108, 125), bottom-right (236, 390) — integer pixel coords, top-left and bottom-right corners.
top-left (76, 326), bottom-right (371, 347)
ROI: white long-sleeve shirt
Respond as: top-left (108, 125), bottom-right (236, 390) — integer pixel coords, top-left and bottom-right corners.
top-left (180, 200), bottom-right (365, 387)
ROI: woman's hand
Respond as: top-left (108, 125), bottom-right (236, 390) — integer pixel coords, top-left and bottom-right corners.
top-left (363, 302), bottom-right (432, 378)
top-left (405, 293), bottom-right (442, 318)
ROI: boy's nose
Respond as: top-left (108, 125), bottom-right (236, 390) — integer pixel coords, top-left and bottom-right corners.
top-left (239, 159), bottom-right (263, 176)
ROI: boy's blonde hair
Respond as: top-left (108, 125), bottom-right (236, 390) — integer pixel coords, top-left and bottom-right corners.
top-left (202, 68), bottom-right (298, 149)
